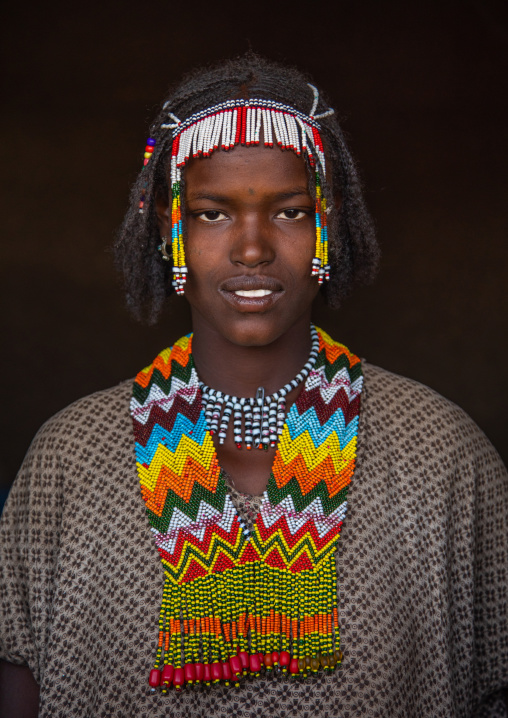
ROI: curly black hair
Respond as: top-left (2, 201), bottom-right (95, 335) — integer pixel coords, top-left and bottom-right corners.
top-left (114, 54), bottom-right (379, 324)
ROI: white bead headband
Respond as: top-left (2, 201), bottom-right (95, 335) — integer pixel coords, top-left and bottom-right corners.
top-left (140, 84), bottom-right (334, 294)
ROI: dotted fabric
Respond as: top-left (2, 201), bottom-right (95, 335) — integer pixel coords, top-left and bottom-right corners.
top-left (1, 362), bottom-right (507, 717)
top-left (223, 472), bottom-right (264, 535)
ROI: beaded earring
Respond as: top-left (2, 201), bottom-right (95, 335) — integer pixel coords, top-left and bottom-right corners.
top-left (138, 137), bottom-right (156, 214)
top-left (140, 86), bottom-right (334, 293)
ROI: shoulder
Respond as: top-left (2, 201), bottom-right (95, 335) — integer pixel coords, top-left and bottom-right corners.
top-left (4, 379), bottom-right (136, 524)
top-left (25, 380), bottom-right (134, 468)
top-left (360, 361), bottom-right (504, 474)
top-left (362, 360), bottom-right (468, 421)
top-left (36, 378), bottom-right (133, 436)
top-left (363, 360), bottom-right (475, 429)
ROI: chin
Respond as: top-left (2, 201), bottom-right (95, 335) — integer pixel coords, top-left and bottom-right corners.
top-left (219, 315), bottom-right (288, 348)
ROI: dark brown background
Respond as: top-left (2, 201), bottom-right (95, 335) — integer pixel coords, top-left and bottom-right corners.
top-left (1, 0), bottom-right (507, 498)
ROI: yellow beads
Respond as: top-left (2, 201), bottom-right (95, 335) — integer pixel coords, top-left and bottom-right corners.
top-left (132, 328), bottom-right (362, 688)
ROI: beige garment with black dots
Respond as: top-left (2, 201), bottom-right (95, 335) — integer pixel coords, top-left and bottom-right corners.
top-left (1, 362), bottom-right (507, 717)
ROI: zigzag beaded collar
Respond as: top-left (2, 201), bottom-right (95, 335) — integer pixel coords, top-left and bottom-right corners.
top-left (130, 326), bottom-right (362, 692)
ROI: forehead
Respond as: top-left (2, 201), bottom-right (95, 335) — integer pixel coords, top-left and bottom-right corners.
top-left (183, 144), bottom-right (311, 197)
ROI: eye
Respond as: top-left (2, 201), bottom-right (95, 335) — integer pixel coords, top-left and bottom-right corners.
top-left (196, 210), bottom-right (228, 222)
top-left (277, 208), bottom-right (310, 221)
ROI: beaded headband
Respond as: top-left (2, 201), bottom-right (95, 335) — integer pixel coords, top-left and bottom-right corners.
top-left (140, 85), bottom-right (334, 294)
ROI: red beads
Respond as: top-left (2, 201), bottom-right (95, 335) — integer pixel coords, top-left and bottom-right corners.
top-left (173, 667), bottom-right (184, 690)
top-left (289, 658), bottom-right (300, 675)
top-left (149, 668), bottom-right (161, 687)
top-left (229, 655), bottom-right (241, 676)
top-left (203, 663), bottom-right (212, 684)
top-left (238, 650), bottom-right (249, 672)
top-left (161, 664), bottom-right (174, 686)
top-left (149, 650), bottom-right (337, 691)
top-left (249, 654), bottom-right (261, 674)
top-left (279, 651), bottom-right (290, 670)
top-left (194, 662), bottom-right (204, 683)
top-left (211, 662), bottom-right (223, 682)
top-left (264, 653), bottom-right (273, 669)
top-left (142, 137), bottom-right (155, 168)
top-left (184, 663), bottom-right (195, 684)
top-left (222, 661), bottom-right (232, 684)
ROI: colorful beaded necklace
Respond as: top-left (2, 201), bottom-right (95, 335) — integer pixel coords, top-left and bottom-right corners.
top-left (200, 325), bottom-right (320, 449)
top-left (131, 326), bottom-right (362, 692)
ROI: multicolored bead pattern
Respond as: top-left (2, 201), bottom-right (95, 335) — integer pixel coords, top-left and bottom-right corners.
top-left (312, 171), bottom-right (329, 283)
top-left (142, 98), bottom-right (332, 293)
top-left (138, 137), bottom-right (156, 214)
top-left (130, 327), bottom-right (362, 692)
top-left (200, 325), bottom-right (320, 450)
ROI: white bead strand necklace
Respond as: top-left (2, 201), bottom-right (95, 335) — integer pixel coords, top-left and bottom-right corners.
top-left (199, 325), bottom-right (320, 450)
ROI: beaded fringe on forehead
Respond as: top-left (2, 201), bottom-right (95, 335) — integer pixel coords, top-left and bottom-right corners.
top-left (140, 98), bottom-right (331, 294)
top-left (130, 326), bottom-right (362, 692)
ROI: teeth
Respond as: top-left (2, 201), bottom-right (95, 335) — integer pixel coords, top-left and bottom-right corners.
top-left (234, 289), bottom-right (273, 297)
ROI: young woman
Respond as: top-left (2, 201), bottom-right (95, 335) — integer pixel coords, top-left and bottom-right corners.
top-left (1, 55), bottom-right (507, 718)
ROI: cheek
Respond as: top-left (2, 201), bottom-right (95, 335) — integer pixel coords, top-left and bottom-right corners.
top-left (279, 234), bottom-right (316, 280)
top-left (183, 242), bottom-right (223, 308)
top-left (185, 221), bottom-right (229, 268)
top-left (185, 233), bottom-right (217, 275)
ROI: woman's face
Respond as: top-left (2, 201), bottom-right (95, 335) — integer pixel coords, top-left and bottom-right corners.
top-left (163, 143), bottom-right (320, 347)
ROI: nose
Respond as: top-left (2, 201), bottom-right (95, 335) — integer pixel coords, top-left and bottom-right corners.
top-left (229, 215), bottom-right (275, 268)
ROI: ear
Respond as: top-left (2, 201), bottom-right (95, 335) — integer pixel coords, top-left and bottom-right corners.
top-left (155, 194), bottom-right (170, 237)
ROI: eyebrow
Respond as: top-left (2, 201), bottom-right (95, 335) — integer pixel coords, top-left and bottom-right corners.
top-left (186, 186), bottom-right (311, 203)
top-left (273, 187), bottom-right (311, 201)
top-left (186, 192), bottom-right (230, 203)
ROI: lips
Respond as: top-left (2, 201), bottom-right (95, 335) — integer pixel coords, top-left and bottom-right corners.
top-left (219, 275), bottom-right (284, 310)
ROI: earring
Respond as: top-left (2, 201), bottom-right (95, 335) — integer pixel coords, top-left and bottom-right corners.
top-left (158, 236), bottom-right (171, 262)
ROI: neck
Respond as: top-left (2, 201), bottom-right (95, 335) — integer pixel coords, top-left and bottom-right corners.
top-left (190, 313), bottom-right (314, 398)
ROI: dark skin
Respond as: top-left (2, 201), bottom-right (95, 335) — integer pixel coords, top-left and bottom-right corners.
top-left (0, 142), bottom-right (323, 712)
top-left (157, 143), bottom-right (321, 494)
top-left (0, 661), bottom-right (40, 717)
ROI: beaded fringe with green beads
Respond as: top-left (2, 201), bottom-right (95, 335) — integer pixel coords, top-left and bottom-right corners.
top-left (153, 552), bottom-right (343, 689)
top-left (170, 179), bottom-right (187, 294)
top-left (133, 328), bottom-right (362, 691)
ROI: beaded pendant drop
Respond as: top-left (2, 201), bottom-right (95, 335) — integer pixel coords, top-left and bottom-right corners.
top-left (130, 327), bottom-right (362, 692)
top-left (200, 325), bottom-right (320, 449)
